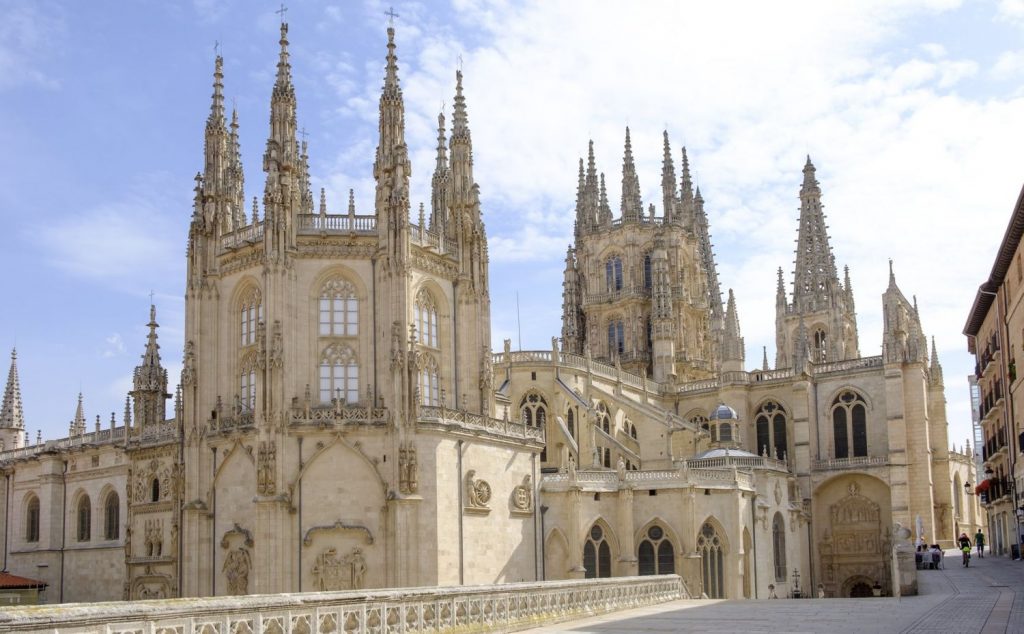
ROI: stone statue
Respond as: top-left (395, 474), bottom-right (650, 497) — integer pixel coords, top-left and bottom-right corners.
top-left (616, 456), bottom-right (627, 481)
top-left (465, 470), bottom-right (491, 508)
top-left (349, 547), bottom-right (366, 589)
top-left (223, 546), bottom-right (252, 595)
top-left (181, 341), bottom-right (196, 386)
top-left (258, 441), bottom-right (276, 496)
top-left (270, 320), bottom-right (284, 368)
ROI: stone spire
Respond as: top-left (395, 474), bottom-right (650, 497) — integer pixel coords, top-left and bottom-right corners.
top-left (131, 305), bottom-right (169, 428)
top-left (722, 289), bottom-right (745, 369)
top-left (598, 173), bottom-right (612, 226)
top-left (661, 131), bottom-right (677, 224)
top-left (679, 147), bottom-right (694, 226)
top-left (262, 21), bottom-right (299, 259)
top-left (573, 158), bottom-right (586, 236)
top-left (576, 140), bottom-right (600, 232)
top-left (71, 393), bottom-right (86, 436)
top-left (762, 346), bottom-right (770, 371)
top-left (0, 349), bottom-right (25, 431)
top-left (882, 261), bottom-right (926, 365)
top-left (930, 336), bottom-right (944, 387)
top-left (620, 127), bottom-right (643, 222)
top-left (373, 25), bottom-right (411, 247)
top-left (431, 110), bottom-right (450, 236)
top-left (844, 264), bottom-right (855, 310)
top-left (561, 245), bottom-right (583, 354)
top-left (227, 107), bottom-right (246, 230)
top-left (693, 186), bottom-right (724, 339)
top-left (201, 55), bottom-right (231, 235)
top-left (792, 156), bottom-right (839, 312)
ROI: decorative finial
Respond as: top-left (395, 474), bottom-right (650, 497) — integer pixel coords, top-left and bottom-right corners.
top-left (384, 6), bottom-right (400, 26)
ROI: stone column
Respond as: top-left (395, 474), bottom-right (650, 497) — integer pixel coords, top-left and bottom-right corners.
top-left (567, 488), bottom-right (586, 579)
top-left (617, 486), bottom-right (637, 576)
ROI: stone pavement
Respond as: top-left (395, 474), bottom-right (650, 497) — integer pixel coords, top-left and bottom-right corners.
top-left (521, 551), bottom-right (1024, 633)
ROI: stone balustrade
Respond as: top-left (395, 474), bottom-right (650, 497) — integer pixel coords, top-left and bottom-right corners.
top-left (543, 467), bottom-right (755, 491)
top-left (419, 406), bottom-right (545, 443)
top-left (0, 575), bottom-right (685, 634)
top-left (811, 455), bottom-right (889, 471)
top-left (0, 426), bottom-right (130, 463)
top-left (297, 213), bottom-right (377, 234)
top-left (220, 221), bottom-right (265, 250)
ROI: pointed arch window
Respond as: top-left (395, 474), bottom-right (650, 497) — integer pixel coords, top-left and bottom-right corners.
top-left (419, 355), bottom-right (440, 406)
top-left (772, 513), bottom-right (786, 581)
top-left (76, 494), bottom-right (91, 542)
top-left (597, 402), bottom-right (611, 434)
top-left (567, 407), bottom-right (575, 439)
top-left (607, 320), bottom-right (625, 357)
top-left (698, 522), bottom-right (724, 598)
top-left (813, 328), bottom-right (828, 363)
top-left (414, 289), bottom-right (439, 348)
top-left (643, 253), bottom-right (652, 290)
top-left (832, 390), bottom-right (867, 458)
top-left (25, 495), bottom-right (39, 543)
top-left (638, 524), bottom-right (675, 575)
top-left (520, 392), bottom-right (547, 427)
top-left (104, 492), bottom-right (120, 540)
top-left (239, 352), bottom-right (257, 411)
top-left (605, 256), bottom-right (623, 292)
top-left (320, 343), bottom-right (359, 404)
top-left (319, 279), bottom-right (358, 337)
top-left (583, 524), bottom-right (612, 578)
top-left (754, 401), bottom-right (788, 460)
top-left (239, 287), bottom-right (263, 347)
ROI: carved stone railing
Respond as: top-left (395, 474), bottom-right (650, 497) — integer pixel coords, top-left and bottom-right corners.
top-left (749, 368), bottom-right (794, 383)
top-left (543, 467), bottom-right (756, 491)
top-left (220, 221), bottom-right (264, 250)
top-left (677, 378), bottom-right (719, 394)
top-left (813, 355), bottom-right (883, 376)
top-left (679, 454), bottom-right (789, 473)
top-left (297, 213), bottom-right (376, 235)
top-left (0, 426), bottom-right (130, 463)
top-left (583, 285), bottom-right (649, 305)
top-left (419, 406), bottom-right (545, 442)
top-left (811, 455), bottom-right (889, 472)
top-left (409, 223), bottom-right (458, 253)
top-left (290, 404), bottom-right (390, 427)
top-left (0, 575), bottom-right (686, 634)
top-left (134, 420), bottom-right (178, 444)
top-left (208, 411), bottom-right (255, 434)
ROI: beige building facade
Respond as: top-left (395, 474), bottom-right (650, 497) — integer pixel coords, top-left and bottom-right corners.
top-left (0, 21), bottom-right (975, 603)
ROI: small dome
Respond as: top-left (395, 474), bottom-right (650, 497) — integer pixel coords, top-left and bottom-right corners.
top-left (709, 403), bottom-right (738, 420)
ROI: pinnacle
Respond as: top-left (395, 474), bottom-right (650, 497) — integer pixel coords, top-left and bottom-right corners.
top-left (0, 348), bottom-right (24, 430)
top-left (383, 26), bottom-right (401, 95)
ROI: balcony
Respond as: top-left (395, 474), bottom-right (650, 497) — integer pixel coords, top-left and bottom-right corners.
top-left (811, 455), bottom-right (889, 472)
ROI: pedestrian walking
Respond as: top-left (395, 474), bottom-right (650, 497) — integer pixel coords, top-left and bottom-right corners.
top-left (974, 529), bottom-right (985, 558)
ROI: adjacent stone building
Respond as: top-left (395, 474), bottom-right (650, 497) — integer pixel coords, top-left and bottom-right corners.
top-left (0, 20), bottom-right (977, 603)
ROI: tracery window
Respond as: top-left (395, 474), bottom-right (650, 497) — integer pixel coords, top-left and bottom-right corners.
top-left (605, 256), bottom-right (623, 292)
top-left (597, 402), bottom-right (611, 434)
top-left (638, 525), bottom-right (675, 575)
top-left (832, 390), bottom-right (867, 458)
top-left (239, 352), bottom-right (257, 411)
top-left (567, 407), bottom-right (575, 439)
top-left (698, 522), bottom-right (724, 598)
top-left (419, 355), bottom-right (440, 406)
top-left (414, 289), bottom-right (439, 348)
top-left (238, 287), bottom-right (263, 347)
top-left (151, 478), bottom-right (160, 503)
top-left (104, 492), bottom-right (120, 540)
top-left (520, 392), bottom-right (548, 427)
top-left (583, 524), bottom-right (612, 578)
top-left (25, 495), bottom-right (39, 543)
top-left (319, 279), bottom-right (358, 337)
top-left (607, 320), bottom-right (624, 357)
top-left (813, 328), bottom-right (828, 363)
top-left (643, 253), bottom-right (652, 290)
top-left (77, 494), bottom-right (91, 542)
top-left (754, 401), bottom-right (788, 459)
top-left (319, 343), bottom-right (359, 404)
top-left (772, 513), bottom-right (786, 581)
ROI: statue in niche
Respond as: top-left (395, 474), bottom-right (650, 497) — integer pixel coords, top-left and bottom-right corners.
top-left (399, 444), bottom-right (418, 495)
top-left (270, 320), bottom-right (284, 368)
top-left (350, 547), bottom-right (366, 589)
top-left (258, 440), bottom-right (277, 496)
top-left (390, 322), bottom-right (404, 369)
top-left (256, 320), bottom-right (267, 369)
top-left (223, 546), bottom-right (252, 595)
top-left (616, 456), bottom-right (627, 481)
top-left (145, 519), bottom-right (163, 557)
top-left (480, 344), bottom-right (493, 392)
top-left (181, 341), bottom-right (196, 386)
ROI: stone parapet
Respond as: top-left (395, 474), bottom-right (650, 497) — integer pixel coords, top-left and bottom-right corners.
top-left (0, 575), bottom-right (686, 634)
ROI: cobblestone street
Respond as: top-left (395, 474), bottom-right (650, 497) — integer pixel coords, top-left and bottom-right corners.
top-left (522, 550), bottom-right (1024, 633)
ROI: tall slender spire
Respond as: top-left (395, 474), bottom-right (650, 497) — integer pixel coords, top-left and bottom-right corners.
top-left (620, 127), bottom-right (643, 222)
top-left (661, 131), bottom-right (677, 224)
top-left (264, 21), bottom-right (298, 179)
top-left (679, 147), bottom-right (694, 225)
top-left (0, 349), bottom-right (25, 430)
top-left (373, 24), bottom-right (412, 270)
top-left (228, 107), bottom-right (246, 229)
top-left (131, 305), bottom-right (169, 428)
top-left (722, 289), bottom-right (745, 366)
top-left (930, 336), bottom-right (944, 386)
top-left (431, 110), bottom-right (450, 234)
top-left (598, 172), bottom-right (612, 226)
top-left (71, 393), bottom-right (86, 436)
top-left (693, 186), bottom-right (724, 323)
top-left (792, 156), bottom-right (839, 312)
top-left (762, 346), bottom-right (770, 371)
top-left (201, 55), bottom-right (230, 235)
top-left (209, 56), bottom-right (226, 129)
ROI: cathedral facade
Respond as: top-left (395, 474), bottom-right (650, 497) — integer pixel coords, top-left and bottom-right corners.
top-left (0, 21), bottom-right (979, 603)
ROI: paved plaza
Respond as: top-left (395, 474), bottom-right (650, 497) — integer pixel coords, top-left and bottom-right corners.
top-left (523, 550), bottom-right (1024, 633)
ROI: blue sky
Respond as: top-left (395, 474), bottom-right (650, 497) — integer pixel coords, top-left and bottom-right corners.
top-left (2, 0), bottom-right (1023, 449)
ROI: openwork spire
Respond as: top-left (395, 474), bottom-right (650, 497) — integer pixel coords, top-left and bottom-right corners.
top-left (693, 185), bottom-right (724, 325)
top-left (131, 305), bottom-right (169, 427)
top-left (71, 393), bottom-right (86, 436)
top-left (620, 127), bottom-right (643, 222)
top-left (723, 289), bottom-right (744, 363)
top-left (208, 56), bottom-right (226, 129)
top-left (661, 131), bottom-right (677, 224)
top-left (679, 147), bottom-right (694, 223)
top-left (383, 26), bottom-right (400, 98)
top-left (930, 336), bottom-right (944, 386)
top-left (275, 22), bottom-right (293, 95)
top-left (598, 172), bottom-right (611, 225)
top-left (0, 349), bottom-right (24, 430)
top-left (792, 156), bottom-right (839, 312)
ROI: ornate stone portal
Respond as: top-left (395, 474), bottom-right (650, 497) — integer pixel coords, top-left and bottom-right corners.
top-left (819, 482), bottom-right (890, 597)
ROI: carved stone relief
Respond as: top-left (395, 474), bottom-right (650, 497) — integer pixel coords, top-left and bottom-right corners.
top-left (145, 519), bottom-right (163, 557)
top-left (398, 443), bottom-right (418, 494)
top-left (181, 341), bottom-right (196, 386)
top-left (311, 546), bottom-right (368, 591)
top-left (464, 470), bottom-right (491, 511)
top-left (510, 475), bottom-right (533, 514)
top-left (221, 523), bottom-right (254, 595)
top-left (258, 440), bottom-right (277, 496)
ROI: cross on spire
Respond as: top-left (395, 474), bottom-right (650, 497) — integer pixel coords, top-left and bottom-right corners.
top-left (299, 127), bottom-right (308, 143)
top-left (275, 3), bottom-right (288, 22)
top-left (214, 40), bottom-right (220, 56)
top-left (149, 290), bottom-right (155, 303)
top-left (385, 6), bottom-right (400, 26)
top-left (457, 54), bottom-right (463, 72)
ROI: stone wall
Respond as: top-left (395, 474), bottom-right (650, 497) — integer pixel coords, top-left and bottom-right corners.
top-left (0, 575), bottom-right (685, 634)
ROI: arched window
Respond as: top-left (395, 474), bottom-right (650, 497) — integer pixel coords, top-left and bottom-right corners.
top-left (698, 522), bottom-right (724, 598)
top-left (319, 279), bottom-right (358, 337)
top-left (754, 401), bottom-right (788, 459)
top-left (645, 316), bottom-right (652, 352)
top-left (419, 355), bottom-right (440, 406)
top-left (607, 319), bottom-right (624, 356)
top-left (238, 287), bottom-right (262, 347)
top-left (717, 422), bottom-right (732, 442)
top-left (813, 328), bottom-right (827, 363)
top-left (239, 352), bottom-right (257, 411)
top-left (414, 289), bottom-right (439, 348)
top-left (151, 478), bottom-right (160, 502)
top-left (638, 525), bottom-right (675, 575)
top-left (320, 344), bottom-right (359, 404)
top-left (76, 494), bottom-right (91, 542)
top-left (643, 253), bottom-right (652, 290)
top-left (772, 513), bottom-right (787, 581)
top-left (627, 420), bottom-right (637, 440)
top-left (583, 524), bottom-right (612, 578)
top-left (567, 408), bottom-right (575, 439)
top-left (104, 492), bottom-right (120, 540)
top-left (597, 402), bottom-right (611, 434)
top-left (520, 393), bottom-right (548, 427)
top-left (605, 256), bottom-right (623, 292)
top-left (25, 495), bottom-right (39, 543)
top-left (832, 391), bottom-right (868, 458)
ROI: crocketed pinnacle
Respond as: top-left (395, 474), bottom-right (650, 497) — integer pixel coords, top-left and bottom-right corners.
top-left (208, 56), bottom-right (226, 129)
top-left (620, 127), bottom-right (643, 221)
top-left (71, 393), bottom-right (86, 435)
top-left (661, 131), bottom-right (677, 224)
top-left (452, 70), bottom-right (470, 140)
top-left (680, 147), bottom-right (694, 208)
top-left (275, 22), bottom-right (293, 95)
top-left (133, 304), bottom-right (168, 396)
top-left (792, 155), bottom-right (839, 312)
top-left (0, 349), bottom-right (24, 429)
top-left (762, 346), bottom-right (770, 371)
top-left (383, 26), bottom-right (400, 97)
top-left (435, 111), bottom-right (448, 172)
top-left (723, 289), bottom-right (744, 362)
top-left (598, 172), bottom-right (612, 225)
top-left (142, 304), bottom-right (162, 370)
top-left (930, 336), bottom-right (944, 385)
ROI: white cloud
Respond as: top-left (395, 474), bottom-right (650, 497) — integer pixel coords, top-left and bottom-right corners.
top-left (992, 49), bottom-right (1024, 79)
top-left (0, 2), bottom-right (64, 91)
top-left (102, 333), bottom-right (126, 358)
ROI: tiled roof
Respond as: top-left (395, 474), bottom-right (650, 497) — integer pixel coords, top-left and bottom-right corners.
top-left (0, 572), bottom-right (47, 589)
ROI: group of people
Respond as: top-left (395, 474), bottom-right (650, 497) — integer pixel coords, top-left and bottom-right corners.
top-left (957, 529), bottom-right (986, 567)
top-left (916, 530), bottom-right (985, 569)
